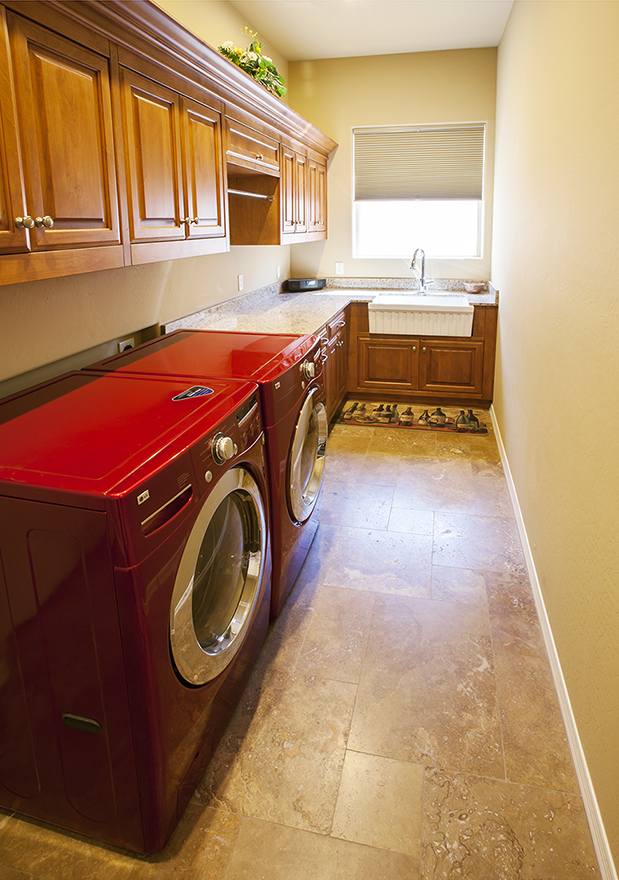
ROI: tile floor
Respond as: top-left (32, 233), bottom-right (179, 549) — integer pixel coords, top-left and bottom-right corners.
top-left (0, 416), bottom-right (601, 879)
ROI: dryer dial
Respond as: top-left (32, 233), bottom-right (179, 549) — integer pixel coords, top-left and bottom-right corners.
top-left (212, 433), bottom-right (237, 465)
top-left (300, 360), bottom-right (315, 380)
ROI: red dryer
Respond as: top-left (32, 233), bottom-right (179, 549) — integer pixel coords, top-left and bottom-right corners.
top-left (0, 370), bottom-right (271, 853)
top-left (87, 329), bottom-right (328, 619)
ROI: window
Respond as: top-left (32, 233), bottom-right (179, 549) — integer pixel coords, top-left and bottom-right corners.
top-left (353, 124), bottom-right (485, 259)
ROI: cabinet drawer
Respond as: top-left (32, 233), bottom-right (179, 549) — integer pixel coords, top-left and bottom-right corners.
top-left (226, 118), bottom-right (280, 175)
top-left (327, 309), bottom-right (347, 339)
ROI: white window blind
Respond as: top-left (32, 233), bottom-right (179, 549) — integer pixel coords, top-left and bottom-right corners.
top-left (353, 124), bottom-right (485, 201)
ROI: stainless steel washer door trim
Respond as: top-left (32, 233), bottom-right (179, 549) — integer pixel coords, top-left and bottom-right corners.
top-left (289, 387), bottom-right (328, 524)
top-left (169, 466), bottom-right (266, 686)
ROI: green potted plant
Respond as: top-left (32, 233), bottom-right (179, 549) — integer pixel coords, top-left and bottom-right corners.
top-left (218, 29), bottom-right (286, 97)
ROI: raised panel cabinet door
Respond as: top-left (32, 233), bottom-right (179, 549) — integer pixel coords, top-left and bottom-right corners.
top-left (181, 97), bottom-right (226, 240)
top-left (357, 336), bottom-right (419, 392)
top-left (7, 13), bottom-right (121, 251)
top-left (121, 68), bottom-right (185, 243)
top-left (418, 339), bottom-right (484, 394)
top-left (0, 8), bottom-right (28, 255)
top-left (281, 146), bottom-right (296, 234)
top-left (294, 151), bottom-right (307, 234)
top-left (307, 157), bottom-right (326, 233)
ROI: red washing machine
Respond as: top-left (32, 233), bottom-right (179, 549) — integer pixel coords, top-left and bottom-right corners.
top-left (0, 370), bottom-right (271, 854)
top-left (87, 329), bottom-right (328, 619)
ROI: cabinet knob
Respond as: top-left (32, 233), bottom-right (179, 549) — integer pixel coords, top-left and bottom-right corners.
top-left (336, 321), bottom-right (346, 328)
top-left (337, 340), bottom-right (344, 347)
top-left (255, 153), bottom-right (264, 160)
top-left (422, 347), bottom-right (427, 352)
top-left (181, 217), bottom-right (192, 225)
top-left (191, 217), bottom-right (199, 225)
top-left (412, 346), bottom-right (417, 352)
top-left (34, 215), bottom-right (54, 229)
top-left (15, 215), bottom-right (35, 229)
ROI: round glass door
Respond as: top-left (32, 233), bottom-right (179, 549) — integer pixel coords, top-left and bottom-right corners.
top-left (289, 387), bottom-right (328, 524)
top-left (170, 467), bottom-right (266, 686)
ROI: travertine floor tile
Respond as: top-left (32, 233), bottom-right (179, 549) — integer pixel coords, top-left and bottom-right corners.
top-left (320, 482), bottom-right (393, 529)
top-left (473, 473), bottom-right (515, 517)
top-left (0, 866), bottom-right (32, 880)
top-left (324, 527), bottom-right (433, 598)
top-left (387, 506), bottom-right (434, 536)
top-left (324, 434), bottom-right (372, 483)
top-left (421, 768), bottom-right (599, 878)
top-left (328, 423), bottom-right (376, 438)
top-left (349, 594), bottom-right (504, 777)
top-left (256, 524), bottom-right (339, 671)
top-left (0, 814), bottom-right (134, 880)
top-left (494, 651), bottom-right (579, 792)
top-left (431, 565), bottom-right (488, 605)
top-left (357, 451), bottom-right (400, 486)
top-left (127, 805), bottom-right (241, 879)
top-left (295, 585), bottom-right (375, 683)
top-left (394, 458), bottom-right (477, 514)
top-left (331, 751), bottom-right (424, 857)
top-left (368, 428), bottom-right (438, 459)
top-left (225, 817), bottom-right (420, 879)
top-left (198, 670), bottom-right (356, 834)
top-left (471, 458), bottom-right (504, 476)
top-left (485, 571), bottom-right (547, 657)
top-left (433, 511), bottom-right (526, 574)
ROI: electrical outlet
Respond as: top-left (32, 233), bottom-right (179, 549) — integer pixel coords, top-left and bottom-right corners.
top-left (276, 265), bottom-right (281, 280)
top-left (237, 274), bottom-right (244, 291)
top-left (118, 337), bottom-right (135, 353)
top-left (335, 262), bottom-right (344, 275)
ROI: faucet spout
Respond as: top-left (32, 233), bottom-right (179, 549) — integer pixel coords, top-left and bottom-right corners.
top-left (411, 248), bottom-right (427, 292)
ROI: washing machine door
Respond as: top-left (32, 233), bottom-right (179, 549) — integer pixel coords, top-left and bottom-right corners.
top-left (170, 466), bottom-right (266, 686)
top-left (289, 386), bottom-right (328, 524)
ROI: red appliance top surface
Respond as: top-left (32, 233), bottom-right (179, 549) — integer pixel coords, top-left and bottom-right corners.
top-left (90, 330), bottom-right (317, 383)
top-left (0, 371), bottom-right (257, 497)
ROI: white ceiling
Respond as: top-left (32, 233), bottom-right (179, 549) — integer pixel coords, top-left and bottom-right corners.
top-left (228, 0), bottom-right (514, 61)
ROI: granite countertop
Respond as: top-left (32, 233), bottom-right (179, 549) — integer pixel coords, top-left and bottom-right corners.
top-left (165, 281), bottom-right (497, 337)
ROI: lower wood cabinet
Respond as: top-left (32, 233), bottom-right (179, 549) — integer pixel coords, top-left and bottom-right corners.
top-left (357, 336), bottom-right (485, 396)
top-left (321, 307), bottom-right (348, 419)
top-left (348, 302), bottom-right (498, 407)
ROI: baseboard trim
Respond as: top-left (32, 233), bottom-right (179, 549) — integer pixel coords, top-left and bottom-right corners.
top-left (489, 405), bottom-right (617, 880)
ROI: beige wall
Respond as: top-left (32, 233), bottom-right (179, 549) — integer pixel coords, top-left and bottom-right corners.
top-left (0, 0), bottom-right (290, 385)
top-left (492, 0), bottom-right (619, 863)
top-left (287, 48), bottom-right (496, 282)
top-left (153, 0), bottom-right (289, 88)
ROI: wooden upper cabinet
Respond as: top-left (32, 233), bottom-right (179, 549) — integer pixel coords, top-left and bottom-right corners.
top-left (307, 155), bottom-right (327, 234)
top-left (183, 97), bottom-right (226, 240)
top-left (120, 66), bottom-right (227, 258)
top-left (121, 68), bottom-right (185, 243)
top-left (6, 12), bottom-right (121, 252)
top-left (0, 8), bottom-right (27, 255)
top-left (281, 145), bottom-right (307, 237)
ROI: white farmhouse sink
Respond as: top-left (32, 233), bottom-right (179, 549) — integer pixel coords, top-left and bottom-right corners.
top-left (368, 294), bottom-right (474, 336)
